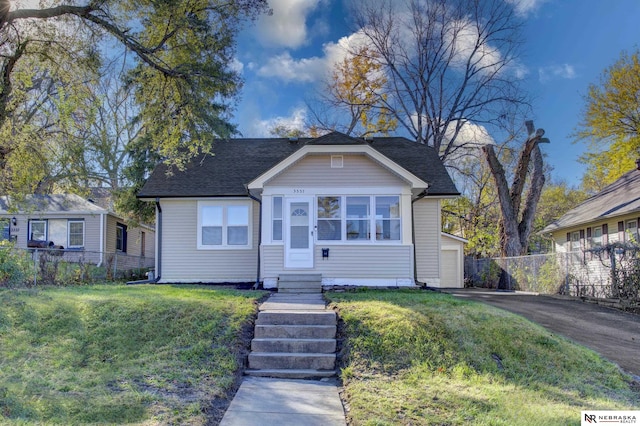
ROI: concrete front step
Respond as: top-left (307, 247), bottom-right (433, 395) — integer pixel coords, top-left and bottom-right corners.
top-left (257, 311), bottom-right (336, 326)
top-left (254, 324), bottom-right (336, 339)
top-left (248, 352), bottom-right (336, 370)
top-left (251, 338), bottom-right (336, 353)
top-left (244, 369), bottom-right (337, 379)
top-left (278, 274), bottom-right (322, 293)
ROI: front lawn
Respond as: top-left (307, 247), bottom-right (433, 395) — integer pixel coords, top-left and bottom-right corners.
top-left (327, 290), bottom-right (639, 426)
top-left (0, 284), bottom-right (266, 425)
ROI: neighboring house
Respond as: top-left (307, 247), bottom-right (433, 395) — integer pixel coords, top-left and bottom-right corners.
top-left (138, 132), bottom-right (461, 288)
top-left (541, 162), bottom-right (640, 253)
top-left (0, 193), bottom-right (155, 268)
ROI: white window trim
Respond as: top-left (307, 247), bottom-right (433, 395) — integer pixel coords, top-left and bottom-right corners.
top-left (570, 231), bottom-right (581, 252)
top-left (67, 220), bottom-right (85, 249)
top-left (591, 226), bottom-right (602, 248)
top-left (272, 196), bottom-right (283, 243)
top-left (29, 219), bottom-right (47, 241)
top-left (197, 200), bottom-right (253, 250)
top-left (316, 195), bottom-right (401, 245)
top-left (625, 219), bottom-right (638, 242)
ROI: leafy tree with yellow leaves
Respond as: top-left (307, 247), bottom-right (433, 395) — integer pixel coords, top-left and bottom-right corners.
top-left (576, 49), bottom-right (640, 193)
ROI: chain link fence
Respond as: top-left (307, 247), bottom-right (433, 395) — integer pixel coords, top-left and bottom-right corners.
top-left (465, 244), bottom-right (640, 309)
top-left (0, 245), bottom-right (155, 287)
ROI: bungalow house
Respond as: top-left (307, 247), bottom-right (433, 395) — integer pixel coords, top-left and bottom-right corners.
top-left (540, 161), bottom-right (640, 295)
top-left (541, 162), bottom-right (640, 252)
top-left (137, 132), bottom-right (461, 289)
top-left (0, 193), bottom-right (155, 270)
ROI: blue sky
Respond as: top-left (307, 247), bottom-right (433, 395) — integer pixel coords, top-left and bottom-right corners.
top-left (234, 0), bottom-right (640, 187)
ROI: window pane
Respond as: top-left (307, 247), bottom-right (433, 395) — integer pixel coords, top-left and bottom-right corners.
top-left (228, 226), bottom-right (248, 245)
top-left (318, 197), bottom-right (341, 218)
top-left (69, 222), bottom-right (84, 247)
top-left (202, 226), bottom-right (222, 245)
top-left (273, 220), bottom-right (282, 241)
top-left (347, 220), bottom-right (369, 240)
top-left (228, 206), bottom-right (249, 226)
top-left (31, 222), bottom-right (46, 240)
top-left (273, 197), bottom-right (282, 219)
top-left (290, 226), bottom-right (309, 248)
top-left (318, 220), bottom-right (341, 240)
top-left (202, 206), bottom-right (223, 226)
top-left (376, 219), bottom-right (400, 241)
top-left (376, 196), bottom-right (400, 219)
top-left (347, 197), bottom-right (369, 218)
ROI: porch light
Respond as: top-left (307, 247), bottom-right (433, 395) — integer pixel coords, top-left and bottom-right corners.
top-left (11, 217), bottom-right (16, 226)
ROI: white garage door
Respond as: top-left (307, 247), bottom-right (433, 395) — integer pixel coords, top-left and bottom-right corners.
top-left (441, 249), bottom-right (461, 288)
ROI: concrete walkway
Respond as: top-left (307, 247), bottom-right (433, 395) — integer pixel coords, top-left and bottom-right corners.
top-left (220, 293), bottom-right (347, 425)
top-left (219, 376), bottom-right (346, 426)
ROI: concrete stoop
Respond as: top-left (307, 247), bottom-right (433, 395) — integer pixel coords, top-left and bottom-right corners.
top-left (277, 274), bottom-right (322, 293)
top-left (246, 293), bottom-right (337, 379)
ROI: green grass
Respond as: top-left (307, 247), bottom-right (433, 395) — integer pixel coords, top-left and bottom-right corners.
top-left (0, 284), bottom-right (266, 425)
top-left (327, 289), bottom-right (640, 426)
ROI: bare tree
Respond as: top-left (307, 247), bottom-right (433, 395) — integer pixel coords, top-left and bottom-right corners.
top-left (482, 120), bottom-right (549, 258)
top-left (351, 0), bottom-right (528, 162)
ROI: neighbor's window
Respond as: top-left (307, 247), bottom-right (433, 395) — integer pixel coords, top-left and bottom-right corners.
top-left (570, 231), bottom-right (581, 252)
top-left (68, 220), bottom-right (85, 248)
top-left (273, 196), bottom-right (283, 241)
top-left (591, 226), bottom-right (602, 247)
top-left (116, 223), bottom-right (127, 252)
top-left (198, 201), bottom-right (251, 249)
top-left (29, 220), bottom-right (47, 241)
top-left (625, 220), bottom-right (638, 243)
top-left (317, 196), bottom-right (342, 240)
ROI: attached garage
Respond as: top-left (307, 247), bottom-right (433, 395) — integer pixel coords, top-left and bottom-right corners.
top-left (440, 233), bottom-right (467, 288)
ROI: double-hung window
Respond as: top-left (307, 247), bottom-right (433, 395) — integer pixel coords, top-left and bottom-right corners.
top-left (626, 220), bottom-right (638, 243)
top-left (29, 220), bottom-right (47, 241)
top-left (68, 220), bottom-right (85, 248)
top-left (272, 196), bottom-right (283, 241)
top-left (116, 223), bottom-right (127, 252)
top-left (591, 226), bottom-right (602, 248)
top-left (198, 201), bottom-right (251, 249)
top-left (317, 195), bottom-right (400, 243)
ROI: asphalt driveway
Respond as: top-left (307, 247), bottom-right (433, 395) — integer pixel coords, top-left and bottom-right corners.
top-left (443, 289), bottom-right (640, 378)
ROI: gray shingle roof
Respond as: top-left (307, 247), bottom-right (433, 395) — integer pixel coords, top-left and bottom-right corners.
top-left (541, 168), bottom-right (640, 233)
top-left (138, 132), bottom-right (459, 198)
top-left (0, 194), bottom-right (107, 214)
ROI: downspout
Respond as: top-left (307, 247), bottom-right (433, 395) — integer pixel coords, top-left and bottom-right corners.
top-left (154, 198), bottom-right (162, 283)
top-left (411, 188), bottom-right (429, 286)
top-left (246, 186), bottom-right (262, 290)
top-left (98, 213), bottom-right (105, 267)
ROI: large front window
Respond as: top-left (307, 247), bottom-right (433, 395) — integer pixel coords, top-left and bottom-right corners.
top-left (317, 195), bottom-right (400, 243)
top-left (198, 201), bottom-right (251, 249)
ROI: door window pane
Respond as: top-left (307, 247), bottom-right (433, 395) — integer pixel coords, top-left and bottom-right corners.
top-left (290, 202), bottom-right (309, 248)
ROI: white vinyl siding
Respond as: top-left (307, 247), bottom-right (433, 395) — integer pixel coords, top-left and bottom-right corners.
top-left (413, 198), bottom-right (441, 285)
top-left (267, 154), bottom-right (405, 187)
top-left (159, 199), bottom-right (259, 282)
top-left (262, 244), bottom-right (413, 280)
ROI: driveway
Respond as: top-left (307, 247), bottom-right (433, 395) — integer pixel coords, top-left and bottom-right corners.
top-left (443, 289), bottom-right (640, 378)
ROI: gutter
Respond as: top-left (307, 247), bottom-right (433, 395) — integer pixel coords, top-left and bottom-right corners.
top-left (411, 188), bottom-right (430, 286)
top-left (153, 198), bottom-right (162, 283)
top-left (98, 213), bottom-right (105, 267)
top-left (245, 186), bottom-right (262, 289)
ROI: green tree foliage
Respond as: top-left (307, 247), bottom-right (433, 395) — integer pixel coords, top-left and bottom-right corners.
top-left (577, 49), bottom-right (640, 192)
top-left (530, 181), bottom-right (587, 252)
top-left (0, 0), bottom-right (269, 200)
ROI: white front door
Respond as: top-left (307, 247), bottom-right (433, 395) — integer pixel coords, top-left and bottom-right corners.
top-left (285, 197), bottom-right (314, 268)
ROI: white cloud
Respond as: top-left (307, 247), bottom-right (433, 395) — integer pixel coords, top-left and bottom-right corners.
top-left (538, 64), bottom-right (577, 83)
top-left (251, 107), bottom-right (309, 137)
top-left (255, 0), bottom-right (323, 49)
top-left (504, 0), bottom-right (549, 16)
top-left (257, 30), bottom-right (373, 83)
top-left (229, 57), bottom-right (244, 73)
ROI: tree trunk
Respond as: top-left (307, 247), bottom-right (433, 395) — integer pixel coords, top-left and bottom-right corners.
top-left (482, 121), bottom-right (548, 288)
